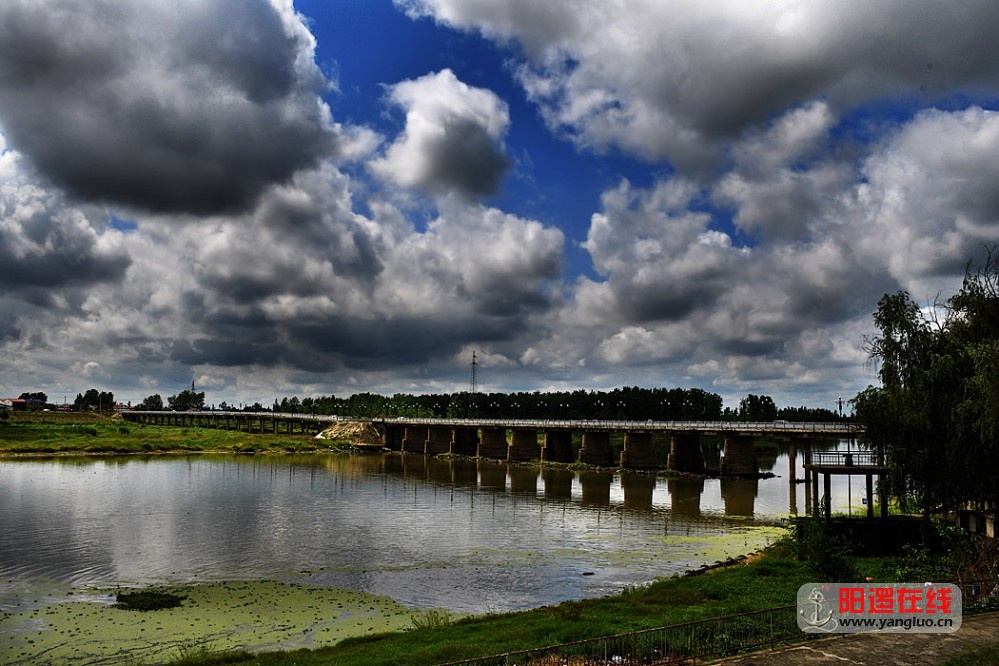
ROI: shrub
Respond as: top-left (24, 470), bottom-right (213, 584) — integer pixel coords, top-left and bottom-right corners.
top-left (795, 517), bottom-right (859, 582)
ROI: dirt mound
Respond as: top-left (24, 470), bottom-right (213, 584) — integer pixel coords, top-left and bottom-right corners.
top-left (315, 421), bottom-right (383, 445)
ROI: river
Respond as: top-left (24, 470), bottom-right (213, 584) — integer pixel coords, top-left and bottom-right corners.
top-left (0, 443), bottom-right (866, 615)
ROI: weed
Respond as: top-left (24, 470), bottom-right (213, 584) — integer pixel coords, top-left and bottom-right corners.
top-left (410, 609), bottom-right (454, 630)
top-left (551, 600), bottom-right (583, 621)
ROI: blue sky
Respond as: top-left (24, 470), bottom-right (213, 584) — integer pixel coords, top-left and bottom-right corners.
top-left (2, 0), bottom-right (999, 411)
top-left (308, 0), bottom-right (655, 279)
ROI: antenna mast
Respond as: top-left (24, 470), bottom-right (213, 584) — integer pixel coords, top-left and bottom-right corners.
top-left (469, 351), bottom-right (478, 416)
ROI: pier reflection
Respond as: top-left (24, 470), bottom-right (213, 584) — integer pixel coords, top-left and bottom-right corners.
top-left (720, 477), bottom-right (759, 516)
top-left (375, 442), bottom-right (853, 518)
top-left (580, 470), bottom-right (613, 506)
top-left (542, 468), bottom-right (574, 500)
top-left (667, 477), bottom-right (705, 517)
top-left (376, 454), bottom-right (772, 519)
top-left (621, 472), bottom-right (656, 509)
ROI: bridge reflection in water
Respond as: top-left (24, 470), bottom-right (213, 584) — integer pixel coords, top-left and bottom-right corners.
top-left (379, 454), bottom-right (784, 519)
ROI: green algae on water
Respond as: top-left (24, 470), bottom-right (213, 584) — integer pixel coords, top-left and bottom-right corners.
top-left (0, 580), bottom-right (430, 666)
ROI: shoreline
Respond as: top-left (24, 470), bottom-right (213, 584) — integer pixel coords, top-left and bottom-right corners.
top-left (1, 537), bottom-right (780, 666)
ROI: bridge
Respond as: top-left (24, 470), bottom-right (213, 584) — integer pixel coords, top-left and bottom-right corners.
top-left (120, 411), bottom-right (861, 477)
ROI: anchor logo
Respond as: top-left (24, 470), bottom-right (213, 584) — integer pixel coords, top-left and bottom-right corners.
top-left (799, 587), bottom-right (838, 632)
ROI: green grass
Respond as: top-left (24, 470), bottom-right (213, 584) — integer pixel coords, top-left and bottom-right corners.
top-left (0, 412), bottom-right (325, 455)
top-left (942, 644), bottom-right (999, 666)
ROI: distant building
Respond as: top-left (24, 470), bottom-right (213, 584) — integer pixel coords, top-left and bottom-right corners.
top-left (0, 398), bottom-right (28, 411)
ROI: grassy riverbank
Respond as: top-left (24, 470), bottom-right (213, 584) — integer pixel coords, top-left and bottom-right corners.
top-left (163, 540), bottom-right (864, 666)
top-left (0, 412), bottom-right (331, 456)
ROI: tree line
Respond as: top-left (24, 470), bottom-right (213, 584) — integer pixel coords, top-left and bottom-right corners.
top-left (127, 386), bottom-right (840, 423)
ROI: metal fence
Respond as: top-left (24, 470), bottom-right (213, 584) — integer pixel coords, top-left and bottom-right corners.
top-left (441, 605), bottom-right (806, 666)
top-left (442, 578), bottom-right (999, 666)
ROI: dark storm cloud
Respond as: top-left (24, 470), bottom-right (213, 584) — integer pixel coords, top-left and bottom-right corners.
top-left (420, 117), bottom-right (512, 198)
top-left (289, 315), bottom-right (512, 368)
top-left (170, 338), bottom-right (283, 368)
top-left (0, 228), bottom-right (130, 291)
top-left (0, 312), bottom-right (20, 343)
top-left (410, 0), bottom-right (999, 166)
top-left (0, 0), bottom-right (336, 215)
top-left (0, 175), bottom-right (131, 291)
top-left (617, 285), bottom-right (718, 323)
top-left (372, 69), bottom-right (512, 200)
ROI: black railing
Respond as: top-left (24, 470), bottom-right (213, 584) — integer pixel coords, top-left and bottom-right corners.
top-left (441, 605), bottom-right (807, 665)
top-left (442, 577), bottom-right (999, 665)
top-left (809, 450), bottom-right (884, 467)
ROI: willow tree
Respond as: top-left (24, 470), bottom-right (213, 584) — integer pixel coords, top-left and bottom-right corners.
top-left (854, 248), bottom-right (999, 524)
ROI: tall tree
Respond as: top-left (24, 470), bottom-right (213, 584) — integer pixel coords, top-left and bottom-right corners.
top-left (74, 389), bottom-right (114, 411)
top-left (139, 394), bottom-right (164, 410)
top-left (167, 389), bottom-right (205, 411)
top-left (855, 248), bottom-right (999, 524)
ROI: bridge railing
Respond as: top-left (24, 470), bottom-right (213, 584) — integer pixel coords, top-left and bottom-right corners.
top-left (120, 411), bottom-right (862, 435)
top-left (375, 417), bottom-right (861, 435)
top-left (809, 450), bottom-right (884, 467)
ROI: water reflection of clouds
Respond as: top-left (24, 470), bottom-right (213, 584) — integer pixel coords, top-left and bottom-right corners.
top-left (1, 446), bottom-right (863, 613)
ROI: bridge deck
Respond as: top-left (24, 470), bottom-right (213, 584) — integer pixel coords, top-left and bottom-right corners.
top-left (121, 411), bottom-right (861, 436)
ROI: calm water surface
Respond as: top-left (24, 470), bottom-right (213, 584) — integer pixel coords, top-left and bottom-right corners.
top-left (0, 446), bottom-right (864, 613)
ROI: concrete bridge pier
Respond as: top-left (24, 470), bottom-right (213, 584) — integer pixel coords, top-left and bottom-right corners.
top-left (667, 433), bottom-right (704, 473)
top-left (402, 425), bottom-right (429, 454)
top-left (478, 428), bottom-right (508, 460)
top-left (621, 431), bottom-right (658, 469)
top-left (579, 430), bottom-right (613, 466)
top-left (719, 434), bottom-right (757, 476)
top-left (508, 429), bottom-right (540, 462)
top-left (425, 426), bottom-right (452, 455)
top-left (450, 427), bottom-right (479, 456)
top-left (381, 425), bottom-right (405, 451)
top-left (542, 430), bottom-right (574, 463)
